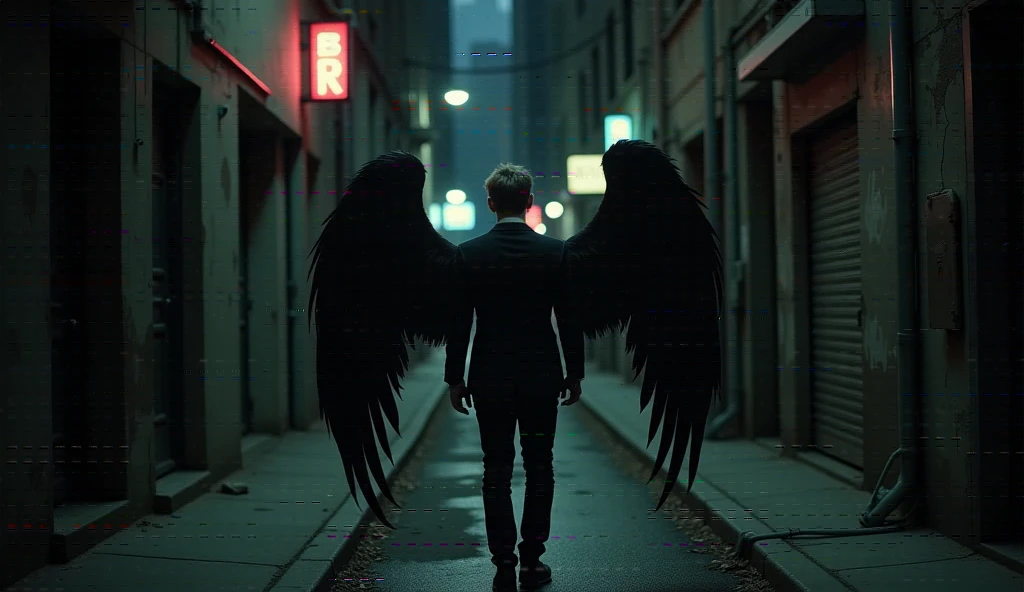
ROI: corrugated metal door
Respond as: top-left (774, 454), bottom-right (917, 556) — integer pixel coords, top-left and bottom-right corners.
top-left (807, 115), bottom-right (864, 468)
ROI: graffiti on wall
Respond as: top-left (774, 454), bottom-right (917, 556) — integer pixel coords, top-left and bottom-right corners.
top-left (864, 314), bottom-right (897, 373)
top-left (866, 168), bottom-right (888, 244)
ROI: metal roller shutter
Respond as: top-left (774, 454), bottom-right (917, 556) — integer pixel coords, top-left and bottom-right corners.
top-left (808, 115), bottom-right (864, 468)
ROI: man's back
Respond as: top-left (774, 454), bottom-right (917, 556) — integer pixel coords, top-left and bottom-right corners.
top-left (443, 163), bottom-right (582, 591)
top-left (444, 221), bottom-right (583, 392)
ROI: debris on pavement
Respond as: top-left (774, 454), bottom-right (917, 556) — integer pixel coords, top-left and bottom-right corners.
top-left (331, 416), bottom-right (442, 592)
top-left (218, 481), bottom-right (249, 495)
top-left (576, 407), bottom-right (776, 592)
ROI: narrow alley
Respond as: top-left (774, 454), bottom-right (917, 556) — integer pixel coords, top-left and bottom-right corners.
top-left (329, 386), bottom-right (754, 592)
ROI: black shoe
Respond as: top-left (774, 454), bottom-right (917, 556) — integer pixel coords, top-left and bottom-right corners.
top-left (519, 561), bottom-right (552, 590)
top-left (492, 565), bottom-right (517, 592)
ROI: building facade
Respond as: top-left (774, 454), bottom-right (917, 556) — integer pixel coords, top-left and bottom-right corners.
top-left (0, 0), bottom-right (451, 586)
top-left (513, 0), bottom-right (658, 241)
top-left (516, 0), bottom-right (1022, 563)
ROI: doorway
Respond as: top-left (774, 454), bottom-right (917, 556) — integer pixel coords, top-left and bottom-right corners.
top-left (151, 67), bottom-right (194, 477)
top-left (238, 129), bottom-right (285, 435)
top-left (804, 109), bottom-right (864, 469)
top-left (965, 0), bottom-right (1023, 551)
top-left (49, 22), bottom-right (121, 506)
top-left (740, 94), bottom-right (780, 438)
top-left (237, 134), bottom-right (270, 436)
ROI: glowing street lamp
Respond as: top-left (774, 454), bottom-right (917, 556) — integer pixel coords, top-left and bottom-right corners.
top-left (444, 90), bottom-right (469, 106)
top-left (534, 223), bottom-right (547, 235)
top-left (446, 189), bottom-right (467, 205)
top-left (544, 201), bottom-right (564, 219)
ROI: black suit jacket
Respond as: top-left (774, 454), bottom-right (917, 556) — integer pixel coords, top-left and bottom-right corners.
top-left (443, 221), bottom-right (585, 394)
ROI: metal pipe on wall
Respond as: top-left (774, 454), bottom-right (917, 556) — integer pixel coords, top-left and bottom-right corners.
top-left (653, 0), bottom-right (668, 147)
top-left (861, 0), bottom-right (921, 528)
top-left (702, 0), bottom-right (719, 235)
top-left (707, 28), bottom-right (742, 439)
top-left (334, 109), bottom-right (344, 206)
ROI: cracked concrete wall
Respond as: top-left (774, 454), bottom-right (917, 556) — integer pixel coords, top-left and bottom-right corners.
top-left (911, 0), bottom-right (974, 539)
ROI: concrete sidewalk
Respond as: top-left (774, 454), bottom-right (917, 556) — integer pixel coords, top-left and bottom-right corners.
top-left (577, 366), bottom-right (1023, 592)
top-left (7, 352), bottom-right (448, 592)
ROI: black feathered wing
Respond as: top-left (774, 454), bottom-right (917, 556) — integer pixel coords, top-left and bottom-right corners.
top-left (307, 152), bottom-right (459, 528)
top-left (565, 140), bottom-right (723, 510)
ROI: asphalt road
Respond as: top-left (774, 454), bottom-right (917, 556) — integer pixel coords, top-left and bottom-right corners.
top-left (335, 399), bottom-right (745, 592)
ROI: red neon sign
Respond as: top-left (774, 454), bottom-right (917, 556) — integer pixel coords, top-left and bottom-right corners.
top-left (309, 22), bottom-right (349, 101)
top-left (525, 205), bottom-right (542, 229)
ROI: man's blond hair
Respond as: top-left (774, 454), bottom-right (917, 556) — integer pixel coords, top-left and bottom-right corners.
top-left (484, 163), bottom-right (533, 214)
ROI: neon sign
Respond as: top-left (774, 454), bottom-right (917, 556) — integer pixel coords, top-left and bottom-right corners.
top-left (309, 22), bottom-right (349, 101)
top-left (603, 114), bottom-right (633, 150)
top-left (525, 205), bottom-right (542, 228)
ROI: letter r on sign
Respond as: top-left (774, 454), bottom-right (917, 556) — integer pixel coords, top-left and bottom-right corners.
top-left (317, 59), bottom-right (343, 96)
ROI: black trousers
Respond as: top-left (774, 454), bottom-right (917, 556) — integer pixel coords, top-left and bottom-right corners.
top-left (473, 385), bottom-right (559, 568)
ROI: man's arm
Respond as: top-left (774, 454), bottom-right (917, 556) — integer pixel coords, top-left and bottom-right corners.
top-left (554, 244), bottom-right (585, 382)
top-left (444, 248), bottom-right (472, 386)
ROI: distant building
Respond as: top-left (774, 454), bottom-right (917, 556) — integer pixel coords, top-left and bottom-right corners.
top-left (448, 0), bottom-right (513, 238)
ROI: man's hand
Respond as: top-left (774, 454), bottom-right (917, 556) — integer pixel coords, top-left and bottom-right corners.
top-left (560, 378), bottom-right (582, 406)
top-left (449, 383), bottom-right (472, 415)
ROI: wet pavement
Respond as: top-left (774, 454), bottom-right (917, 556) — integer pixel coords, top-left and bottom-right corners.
top-left (336, 401), bottom-right (745, 592)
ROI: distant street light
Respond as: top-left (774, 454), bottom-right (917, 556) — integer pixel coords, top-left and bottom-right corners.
top-left (534, 223), bottom-right (547, 235)
top-left (446, 189), bottom-right (467, 205)
top-left (444, 90), bottom-right (469, 106)
top-left (544, 201), bottom-right (564, 219)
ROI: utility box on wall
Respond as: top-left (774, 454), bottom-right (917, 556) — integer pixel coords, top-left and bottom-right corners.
top-left (924, 189), bottom-right (963, 330)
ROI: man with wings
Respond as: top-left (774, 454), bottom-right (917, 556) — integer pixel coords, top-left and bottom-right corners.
top-left (443, 162), bottom-right (585, 591)
top-left (307, 139), bottom-right (722, 592)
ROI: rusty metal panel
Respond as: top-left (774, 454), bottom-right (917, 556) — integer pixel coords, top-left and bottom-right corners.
top-left (924, 189), bottom-right (963, 331)
top-left (808, 116), bottom-right (864, 468)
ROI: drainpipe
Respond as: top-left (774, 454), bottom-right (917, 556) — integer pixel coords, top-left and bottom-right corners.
top-left (707, 27), bottom-right (741, 439)
top-left (638, 48), bottom-right (651, 142)
top-left (702, 0), bottom-right (719, 235)
top-left (334, 112), bottom-right (344, 205)
top-left (734, 0), bottom-right (921, 559)
top-left (861, 0), bottom-right (921, 528)
top-left (653, 0), bottom-right (667, 147)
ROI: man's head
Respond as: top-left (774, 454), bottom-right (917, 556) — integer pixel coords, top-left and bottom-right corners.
top-left (484, 163), bottom-right (534, 218)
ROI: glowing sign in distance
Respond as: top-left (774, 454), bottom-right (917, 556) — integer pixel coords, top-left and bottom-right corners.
top-left (428, 203), bottom-right (442, 229)
top-left (446, 189), bottom-right (467, 205)
top-left (566, 154), bottom-right (606, 195)
top-left (309, 22), bottom-right (349, 100)
top-left (444, 90), bottom-right (469, 106)
top-left (525, 205), bottom-right (542, 228)
top-left (544, 201), bottom-right (564, 219)
top-left (442, 202), bottom-right (476, 231)
top-left (603, 114), bottom-right (633, 151)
